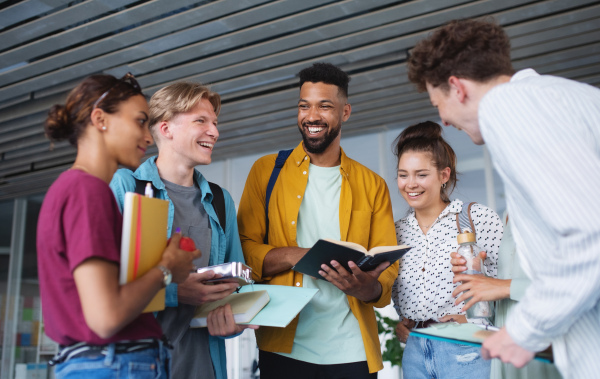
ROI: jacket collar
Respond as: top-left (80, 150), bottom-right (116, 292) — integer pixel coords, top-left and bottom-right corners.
top-left (290, 141), bottom-right (352, 175)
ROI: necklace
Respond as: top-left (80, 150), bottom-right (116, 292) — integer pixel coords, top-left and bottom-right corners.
top-left (71, 165), bottom-right (91, 174)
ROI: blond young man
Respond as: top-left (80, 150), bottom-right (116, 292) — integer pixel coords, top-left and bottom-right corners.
top-left (111, 82), bottom-right (255, 379)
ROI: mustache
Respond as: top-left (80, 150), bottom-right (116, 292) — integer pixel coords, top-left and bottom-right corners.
top-left (302, 121), bottom-right (327, 127)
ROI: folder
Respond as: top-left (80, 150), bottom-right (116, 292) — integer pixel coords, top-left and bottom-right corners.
top-left (410, 323), bottom-right (553, 363)
top-left (190, 290), bottom-right (270, 328)
top-left (119, 192), bottom-right (169, 313)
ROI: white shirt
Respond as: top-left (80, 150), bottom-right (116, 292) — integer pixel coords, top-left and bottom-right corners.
top-left (392, 199), bottom-right (502, 322)
top-left (479, 68), bottom-right (600, 378)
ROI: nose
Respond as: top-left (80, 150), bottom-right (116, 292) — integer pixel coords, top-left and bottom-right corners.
top-left (208, 122), bottom-right (219, 140)
top-left (144, 126), bottom-right (154, 146)
top-left (306, 106), bottom-right (321, 123)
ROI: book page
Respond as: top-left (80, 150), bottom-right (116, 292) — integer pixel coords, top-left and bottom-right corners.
top-left (322, 238), bottom-right (367, 253)
top-left (367, 244), bottom-right (410, 256)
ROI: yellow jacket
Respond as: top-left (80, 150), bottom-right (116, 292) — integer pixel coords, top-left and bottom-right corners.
top-left (237, 142), bottom-right (398, 373)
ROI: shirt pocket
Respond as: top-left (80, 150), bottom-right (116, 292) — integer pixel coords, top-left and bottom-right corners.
top-left (347, 210), bottom-right (372, 247)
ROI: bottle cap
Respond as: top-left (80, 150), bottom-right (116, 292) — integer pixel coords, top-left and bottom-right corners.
top-left (457, 231), bottom-right (476, 244)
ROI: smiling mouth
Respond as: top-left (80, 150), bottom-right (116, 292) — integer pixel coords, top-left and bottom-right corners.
top-left (408, 192), bottom-right (424, 197)
top-left (198, 141), bottom-right (214, 150)
top-left (304, 124), bottom-right (326, 136)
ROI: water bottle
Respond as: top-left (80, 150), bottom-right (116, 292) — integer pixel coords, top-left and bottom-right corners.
top-left (456, 230), bottom-right (493, 319)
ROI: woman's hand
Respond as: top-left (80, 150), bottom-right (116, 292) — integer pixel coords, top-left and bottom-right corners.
top-left (438, 314), bottom-right (468, 323)
top-left (452, 274), bottom-right (511, 311)
top-left (450, 251), bottom-right (486, 274)
top-left (395, 317), bottom-right (415, 343)
top-left (160, 232), bottom-right (201, 283)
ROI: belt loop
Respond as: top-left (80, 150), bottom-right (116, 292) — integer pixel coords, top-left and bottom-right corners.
top-left (104, 343), bottom-right (116, 366)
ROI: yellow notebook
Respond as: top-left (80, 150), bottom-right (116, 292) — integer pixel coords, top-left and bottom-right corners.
top-left (119, 192), bottom-right (169, 313)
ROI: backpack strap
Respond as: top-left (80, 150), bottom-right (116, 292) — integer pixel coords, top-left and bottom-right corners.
top-left (208, 181), bottom-right (226, 231)
top-left (456, 202), bottom-right (477, 237)
top-left (134, 178), bottom-right (226, 231)
top-left (264, 149), bottom-right (294, 244)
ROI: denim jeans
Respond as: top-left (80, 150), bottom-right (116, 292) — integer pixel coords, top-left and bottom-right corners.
top-left (54, 341), bottom-right (171, 379)
top-left (402, 335), bottom-right (490, 379)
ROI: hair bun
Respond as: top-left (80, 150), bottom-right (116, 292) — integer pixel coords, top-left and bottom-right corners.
top-left (44, 104), bottom-right (74, 142)
top-left (397, 121), bottom-right (442, 145)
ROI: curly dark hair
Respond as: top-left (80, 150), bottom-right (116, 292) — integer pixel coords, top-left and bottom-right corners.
top-left (298, 62), bottom-right (351, 98)
top-left (393, 121), bottom-right (458, 203)
top-left (407, 18), bottom-right (514, 92)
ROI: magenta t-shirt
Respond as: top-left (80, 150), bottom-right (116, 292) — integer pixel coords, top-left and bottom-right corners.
top-left (37, 170), bottom-right (162, 346)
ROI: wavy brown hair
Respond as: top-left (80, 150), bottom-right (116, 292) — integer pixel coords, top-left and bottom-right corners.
top-left (407, 18), bottom-right (514, 92)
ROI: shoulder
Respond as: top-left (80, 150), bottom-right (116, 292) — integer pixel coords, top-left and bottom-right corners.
top-left (110, 167), bottom-right (136, 189)
top-left (346, 156), bottom-right (387, 186)
top-left (469, 203), bottom-right (502, 231)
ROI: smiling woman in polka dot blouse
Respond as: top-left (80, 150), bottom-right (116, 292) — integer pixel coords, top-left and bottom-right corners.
top-left (390, 121), bottom-right (503, 378)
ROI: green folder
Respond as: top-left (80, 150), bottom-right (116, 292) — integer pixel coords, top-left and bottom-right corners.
top-left (410, 323), bottom-right (553, 363)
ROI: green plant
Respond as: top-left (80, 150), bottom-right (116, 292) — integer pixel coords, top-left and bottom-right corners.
top-left (375, 310), bottom-right (404, 367)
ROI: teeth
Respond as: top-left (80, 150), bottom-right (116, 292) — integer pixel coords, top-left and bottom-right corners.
top-left (199, 142), bottom-right (213, 149)
top-left (408, 192), bottom-right (422, 196)
top-left (307, 126), bottom-right (324, 134)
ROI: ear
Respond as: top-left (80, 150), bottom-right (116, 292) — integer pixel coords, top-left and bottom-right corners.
top-left (89, 108), bottom-right (107, 131)
top-left (440, 166), bottom-right (451, 184)
top-left (157, 121), bottom-right (173, 140)
top-left (448, 76), bottom-right (467, 103)
top-left (342, 103), bottom-right (352, 122)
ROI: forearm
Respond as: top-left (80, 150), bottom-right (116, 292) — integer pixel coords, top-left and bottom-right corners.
top-left (262, 246), bottom-right (308, 277)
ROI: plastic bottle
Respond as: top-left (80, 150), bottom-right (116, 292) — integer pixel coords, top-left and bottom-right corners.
top-left (456, 230), bottom-right (493, 319)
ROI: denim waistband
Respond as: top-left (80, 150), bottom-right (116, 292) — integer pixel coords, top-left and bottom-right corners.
top-left (49, 336), bottom-right (172, 366)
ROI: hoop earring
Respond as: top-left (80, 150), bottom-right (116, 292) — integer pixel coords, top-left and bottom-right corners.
top-left (442, 183), bottom-right (447, 189)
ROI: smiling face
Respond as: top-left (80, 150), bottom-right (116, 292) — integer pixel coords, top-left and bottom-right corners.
top-left (426, 81), bottom-right (484, 145)
top-left (167, 98), bottom-right (219, 167)
top-left (297, 81), bottom-right (351, 155)
top-left (397, 150), bottom-right (450, 211)
top-left (104, 94), bottom-right (152, 169)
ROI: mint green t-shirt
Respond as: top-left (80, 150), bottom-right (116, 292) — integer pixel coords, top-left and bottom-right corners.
top-left (278, 164), bottom-right (366, 364)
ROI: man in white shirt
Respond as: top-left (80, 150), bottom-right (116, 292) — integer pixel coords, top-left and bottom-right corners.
top-left (406, 18), bottom-right (600, 378)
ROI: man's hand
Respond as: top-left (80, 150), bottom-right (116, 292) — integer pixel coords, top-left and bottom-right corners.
top-left (438, 314), bottom-right (467, 324)
top-left (481, 327), bottom-right (535, 368)
top-left (177, 270), bottom-right (239, 306)
top-left (206, 304), bottom-right (259, 337)
top-left (318, 260), bottom-right (390, 302)
top-left (452, 274), bottom-right (511, 311)
top-left (395, 317), bottom-right (415, 343)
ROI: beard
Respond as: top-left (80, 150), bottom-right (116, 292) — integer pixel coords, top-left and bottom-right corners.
top-left (298, 121), bottom-right (341, 154)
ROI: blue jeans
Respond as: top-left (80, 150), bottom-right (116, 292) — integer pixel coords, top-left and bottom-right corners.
top-left (402, 335), bottom-right (490, 379)
top-left (54, 341), bottom-right (171, 379)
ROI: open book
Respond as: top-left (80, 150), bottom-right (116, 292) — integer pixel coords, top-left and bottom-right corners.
top-left (410, 323), bottom-right (553, 363)
top-left (292, 238), bottom-right (411, 280)
top-left (190, 290), bottom-right (270, 328)
top-left (120, 192), bottom-right (169, 313)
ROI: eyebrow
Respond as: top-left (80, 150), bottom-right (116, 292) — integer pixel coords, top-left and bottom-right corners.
top-left (298, 99), bottom-right (335, 104)
top-left (139, 111), bottom-right (149, 118)
top-left (397, 169), bottom-right (431, 172)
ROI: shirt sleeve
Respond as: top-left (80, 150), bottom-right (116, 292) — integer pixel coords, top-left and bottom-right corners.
top-left (480, 83), bottom-right (600, 351)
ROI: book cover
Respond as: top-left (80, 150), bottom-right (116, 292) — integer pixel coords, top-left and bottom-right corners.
top-left (292, 239), bottom-right (411, 280)
top-left (190, 290), bottom-right (270, 328)
top-left (410, 323), bottom-right (553, 363)
top-left (119, 192), bottom-right (169, 313)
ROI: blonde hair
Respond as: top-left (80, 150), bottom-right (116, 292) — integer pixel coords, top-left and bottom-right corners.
top-left (149, 82), bottom-right (221, 137)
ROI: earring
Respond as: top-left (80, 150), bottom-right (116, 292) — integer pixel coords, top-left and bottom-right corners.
top-left (442, 183), bottom-right (447, 189)
top-left (101, 126), bottom-right (106, 130)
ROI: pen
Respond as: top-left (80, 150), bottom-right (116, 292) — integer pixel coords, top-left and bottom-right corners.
top-left (475, 324), bottom-right (500, 331)
top-left (144, 182), bottom-right (154, 198)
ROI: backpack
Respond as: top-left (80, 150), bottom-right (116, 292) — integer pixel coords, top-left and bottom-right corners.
top-left (263, 149), bottom-right (294, 244)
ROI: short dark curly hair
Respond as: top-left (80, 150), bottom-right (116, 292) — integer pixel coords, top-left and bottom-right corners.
top-left (407, 18), bottom-right (514, 92)
top-left (298, 62), bottom-right (351, 98)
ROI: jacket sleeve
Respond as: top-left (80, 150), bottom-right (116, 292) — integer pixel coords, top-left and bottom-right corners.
top-left (237, 157), bottom-right (277, 282)
top-left (367, 177), bottom-right (399, 309)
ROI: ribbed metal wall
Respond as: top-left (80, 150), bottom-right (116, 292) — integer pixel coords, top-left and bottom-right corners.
top-left (0, 0), bottom-right (599, 199)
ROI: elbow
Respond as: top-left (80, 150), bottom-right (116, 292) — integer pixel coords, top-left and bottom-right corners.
top-left (85, 316), bottom-right (122, 339)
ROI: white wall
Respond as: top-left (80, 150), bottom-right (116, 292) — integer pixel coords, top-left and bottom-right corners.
top-left (202, 124), bottom-right (505, 379)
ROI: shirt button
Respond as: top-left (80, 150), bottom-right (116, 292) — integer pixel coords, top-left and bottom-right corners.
top-left (291, 221), bottom-right (295, 225)
top-left (297, 161), bottom-right (300, 165)
top-left (296, 282), bottom-right (301, 286)
top-left (303, 171), bottom-right (307, 175)
top-left (297, 195), bottom-right (301, 199)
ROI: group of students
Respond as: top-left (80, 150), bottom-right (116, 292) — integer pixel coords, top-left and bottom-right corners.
top-left (36, 17), bottom-right (599, 379)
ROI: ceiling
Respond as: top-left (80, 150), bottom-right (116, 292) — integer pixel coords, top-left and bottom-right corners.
top-left (0, 0), bottom-right (599, 200)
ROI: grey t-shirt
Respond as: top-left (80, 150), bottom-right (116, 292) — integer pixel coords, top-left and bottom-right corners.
top-left (157, 178), bottom-right (215, 379)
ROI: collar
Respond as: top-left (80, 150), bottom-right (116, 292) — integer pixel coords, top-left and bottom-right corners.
top-left (406, 199), bottom-right (464, 229)
top-left (133, 156), bottom-right (213, 201)
top-left (289, 141), bottom-right (352, 176)
top-left (511, 68), bottom-right (539, 82)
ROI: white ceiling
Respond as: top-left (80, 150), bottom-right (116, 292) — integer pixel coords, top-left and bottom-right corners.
top-left (0, 0), bottom-right (599, 200)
